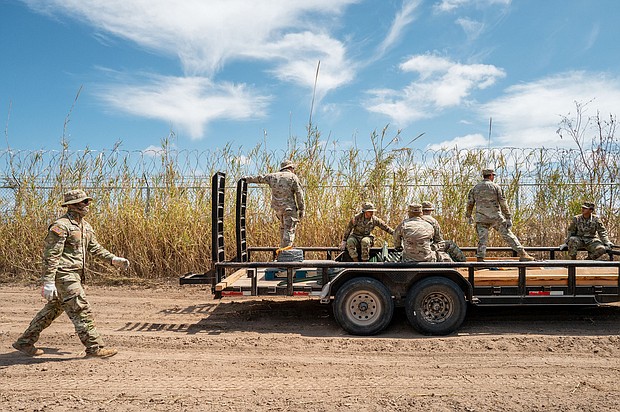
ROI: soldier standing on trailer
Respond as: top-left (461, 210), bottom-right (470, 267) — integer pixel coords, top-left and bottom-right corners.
top-left (244, 160), bottom-right (305, 248)
top-left (465, 168), bottom-right (535, 262)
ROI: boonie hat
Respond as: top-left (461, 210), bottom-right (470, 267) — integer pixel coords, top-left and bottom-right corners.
top-left (581, 202), bottom-right (595, 210)
top-left (61, 189), bottom-right (92, 206)
top-left (421, 201), bottom-right (434, 211)
top-left (482, 168), bottom-right (495, 176)
top-left (408, 203), bottom-right (422, 213)
top-left (361, 202), bottom-right (376, 212)
top-left (279, 159), bottom-right (295, 171)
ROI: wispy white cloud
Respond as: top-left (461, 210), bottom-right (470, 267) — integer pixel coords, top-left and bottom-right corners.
top-left (97, 75), bottom-right (271, 140)
top-left (434, 0), bottom-right (511, 13)
top-left (22, 0), bottom-right (359, 139)
top-left (427, 133), bottom-right (488, 150)
top-left (364, 54), bottom-right (505, 125)
top-left (23, 0), bottom-right (358, 82)
top-left (376, 0), bottom-right (422, 58)
top-left (456, 17), bottom-right (485, 41)
top-left (479, 71), bottom-right (620, 148)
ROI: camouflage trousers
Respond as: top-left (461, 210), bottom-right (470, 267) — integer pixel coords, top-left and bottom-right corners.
top-left (275, 208), bottom-right (300, 248)
top-left (436, 240), bottom-right (467, 262)
top-left (15, 273), bottom-right (104, 353)
top-left (475, 220), bottom-right (524, 258)
top-left (346, 235), bottom-right (373, 261)
top-left (567, 236), bottom-right (607, 259)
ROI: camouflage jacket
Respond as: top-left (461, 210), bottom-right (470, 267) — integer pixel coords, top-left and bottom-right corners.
top-left (566, 214), bottom-right (610, 244)
top-left (246, 170), bottom-right (305, 213)
top-left (466, 179), bottom-right (512, 223)
top-left (42, 211), bottom-right (116, 282)
top-left (343, 212), bottom-right (394, 241)
top-left (421, 214), bottom-right (445, 245)
top-left (393, 217), bottom-right (435, 262)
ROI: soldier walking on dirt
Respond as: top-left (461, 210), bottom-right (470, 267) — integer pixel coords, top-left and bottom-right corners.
top-left (12, 190), bottom-right (130, 358)
top-left (393, 204), bottom-right (436, 262)
top-left (559, 202), bottom-right (614, 259)
top-left (244, 160), bottom-right (305, 248)
top-left (421, 201), bottom-right (466, 262)
top-left (341, 202), bottom-right (394, 261)
top-left (465, 169), bottom-right (535, 262)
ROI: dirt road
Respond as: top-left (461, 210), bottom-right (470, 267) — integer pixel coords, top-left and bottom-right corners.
top-left (1, 284), bottom-right (619, 411)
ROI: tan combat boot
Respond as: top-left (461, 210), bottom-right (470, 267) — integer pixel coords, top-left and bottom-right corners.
top-left (519, 251), bottom-right (536, 262)
top-left (85, 347), bottom-right (118, 358)
top-left (12, 341), bottom-right (44, 356)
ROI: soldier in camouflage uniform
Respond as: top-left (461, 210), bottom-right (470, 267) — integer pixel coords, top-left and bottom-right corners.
top-left (421, 201), bottom-right (466, 262)
top-left (244, 160), bottom-right (305, 248)
top-left (12, 190), bottom-right (129, 358)
top-left (559, 202), bottom-right (614, 259)
top-left (393, 204), bottom-right (436, 262)
top-left (341, 202), bottom-right (394, 261)
top-left (465, 169), bottom-right (535, 262)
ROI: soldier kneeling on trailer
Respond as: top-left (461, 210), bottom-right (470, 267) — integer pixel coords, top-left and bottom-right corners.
top-left (559, 201), bottom-right (614, 260)
top-left (340, 202), bottom-right (394, 262)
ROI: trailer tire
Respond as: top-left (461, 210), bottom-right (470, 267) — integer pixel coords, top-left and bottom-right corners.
top-left (405, 276), bottom-right (466, 336)
top-left (333, 277), bottom-right (394, 336)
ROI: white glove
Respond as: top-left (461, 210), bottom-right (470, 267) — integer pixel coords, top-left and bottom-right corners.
top-left (558, 243), bottom-right (568, 251)
top-left (466, 216), bottom-right (473, 225)
top-left (41, 281), bottom-right (58, 301)
top-left (112, 257), bottom-right (130, 270)
top-left (339, 241), bottom-right (347, 251)
top-left (505, 218), bottom-right (512, 229)
top-left (605, 242), bottom-right (614, 249)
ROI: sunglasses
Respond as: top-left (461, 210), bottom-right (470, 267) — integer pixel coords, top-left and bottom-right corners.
top-left (79, 199), bottom-right (91, 205)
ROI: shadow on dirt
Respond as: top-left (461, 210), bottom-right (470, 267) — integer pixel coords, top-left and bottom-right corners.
top-left (116, 298), bottom-right (620, 338)
top-left (0, 347), bottom-right (83, 368)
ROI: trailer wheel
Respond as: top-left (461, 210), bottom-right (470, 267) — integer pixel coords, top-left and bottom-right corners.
top-left (405, 277), bottom-right (466, 336)
top-left (333, 277), bottom-right (394, 336)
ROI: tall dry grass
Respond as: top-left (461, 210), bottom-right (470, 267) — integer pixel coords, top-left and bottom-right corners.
top-left (1, 120), bottom-right (619, 284)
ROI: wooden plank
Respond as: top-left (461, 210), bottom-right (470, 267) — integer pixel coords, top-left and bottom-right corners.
top-left (460, 267), bottom-right (618, 287)
top-left (215, 268), bottom-right (247, 291)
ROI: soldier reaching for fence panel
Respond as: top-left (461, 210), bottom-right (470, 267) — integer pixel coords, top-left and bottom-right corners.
top-left (243, 160), bottom-right (305, 248)
top-left (341, 202), bottom-right (394, 262)
top-left (465, 168), bottom-right (535, 262)
top-left (559, 202), bottom-right (614, 260)
top-left (12, 190), bottom-right (130, 358)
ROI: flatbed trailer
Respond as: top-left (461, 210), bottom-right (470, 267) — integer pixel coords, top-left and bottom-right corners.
top-left (180, 172), bottom-right (620, 336)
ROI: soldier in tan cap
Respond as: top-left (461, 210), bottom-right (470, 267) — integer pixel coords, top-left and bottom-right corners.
top-left (465, 168), bottom-right (535, 261)
top-left (12, 189), bottom-right (130, 358)
top-left (559, 202), bottom-right (614, 259)
top-left (421, 201), bottom-right (466, 262)
top-left (393, 204), bottom-right (436, 262)
top-left (243, 160), bottom-right (305, 248)
top-left (341, 202), bottom-right (394, 261)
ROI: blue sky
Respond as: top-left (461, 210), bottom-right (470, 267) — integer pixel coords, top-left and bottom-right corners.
top-left (2, 0), bottom-right (620, 155)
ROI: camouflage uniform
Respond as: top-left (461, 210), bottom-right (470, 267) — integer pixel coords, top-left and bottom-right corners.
top-left (342, 204), bottom-right (394, 261)
top-left (566, 209), bottom-right (611, 260)
top-left (245, 162), bottom-right (305, 248)
top-left (14, 210), bottom-right (117, 355)
top-left (466, 170), bottom-right (530, 260)
top-left (421, 202), bottom-right (466, 262)
top-left (394, 207), bottom-right (436, 262)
